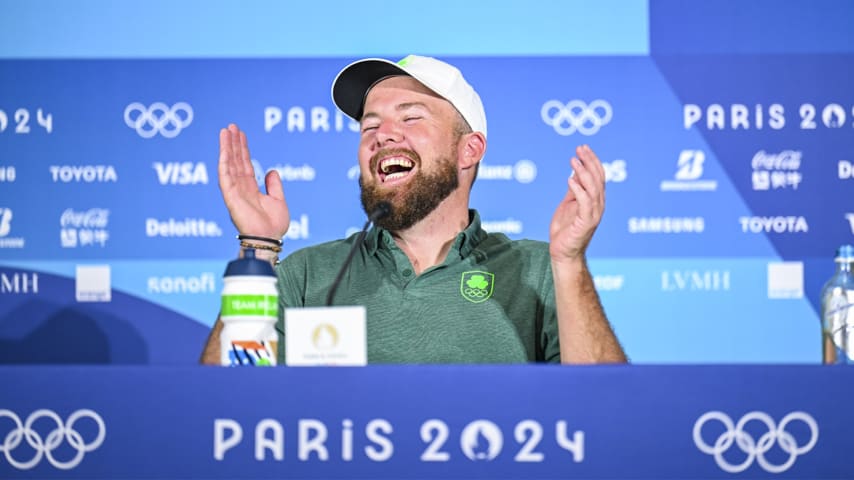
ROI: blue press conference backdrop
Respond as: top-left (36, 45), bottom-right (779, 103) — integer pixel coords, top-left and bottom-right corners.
top-left (1, 0), bottom-right (853, 364)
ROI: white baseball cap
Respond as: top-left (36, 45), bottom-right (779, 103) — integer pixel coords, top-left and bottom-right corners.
top-left (331, 54), bottom-right (487, 137)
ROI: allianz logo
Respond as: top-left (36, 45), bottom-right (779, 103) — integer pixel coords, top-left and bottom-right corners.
top-left (50, 165), bottom-right (117, 183)
top-left (662, 270), bottom-right (730, 292)
top-left (153, 162), bottom-right (208, 185)
top-left (264, 106), bottom-right (360, 133)
top-left (628, 217), bottom-right (705, 234)
top-left (148, 272), bottom-right (216, 294)
top-left (1, 271), bottom-right (39, 294)
top-left (145, 218), bottom-right (223, 238)
top-left (593, 275), bottom-right (624, 291)
top-left (482, 218), bottom-right (523, 235)
top-left (477, 160), bottom-right (537, 183)
top-left (739, 216), bottom-right (808, 234)
top-left (840, 160), bottom-right (854, 179)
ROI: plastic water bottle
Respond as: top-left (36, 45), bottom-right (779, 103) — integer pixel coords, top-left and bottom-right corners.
top-left (220, 248), bottom-right (279, 366)
top-left (820, 244), bottom-right (854, 364)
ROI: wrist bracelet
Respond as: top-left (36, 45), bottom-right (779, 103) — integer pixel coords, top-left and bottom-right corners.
top-left (237, 234), bottom-right (283, 246)
top-left (240, 240), bottom-right (282, 253)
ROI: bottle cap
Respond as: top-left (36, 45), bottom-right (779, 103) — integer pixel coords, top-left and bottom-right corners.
top-left (835, 244), bottom-right (854, 262)
top-left (224, 248), bottom-right (276, 277)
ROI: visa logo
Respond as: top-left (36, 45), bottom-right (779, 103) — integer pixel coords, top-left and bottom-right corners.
top-left (154, 162), bottom-right (209, 185)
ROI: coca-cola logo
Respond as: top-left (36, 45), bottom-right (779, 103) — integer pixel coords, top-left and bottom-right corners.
top-left (752, 150), bottom-right (802, 170)
top-left (60, 208), bottom-right (110, 228)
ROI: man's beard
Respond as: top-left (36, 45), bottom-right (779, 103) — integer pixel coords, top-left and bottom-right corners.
top-left (360, 147), bottom-right (459, 232)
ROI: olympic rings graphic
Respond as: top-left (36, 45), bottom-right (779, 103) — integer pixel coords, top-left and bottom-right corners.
top-left (463, 288), bottom-right (488, 298)
top-left (0, 409), bottom-right (106, 470)
top-left (124, 102), bottom-right (193, 138)
top-left (693, 411), bottom-right (818, 474)
top-left (541, 99), bottom-right (612, 136)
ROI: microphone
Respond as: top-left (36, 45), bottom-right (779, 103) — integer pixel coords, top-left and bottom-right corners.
top-left (325, 201), bottom-right (392, 306)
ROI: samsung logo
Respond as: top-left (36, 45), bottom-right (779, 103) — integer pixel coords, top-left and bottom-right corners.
top-left (628, 217), bottom-right (705, 234)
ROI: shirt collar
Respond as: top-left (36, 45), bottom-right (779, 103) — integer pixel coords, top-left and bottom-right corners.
top-left (364, 209), bottom-right (487, 258)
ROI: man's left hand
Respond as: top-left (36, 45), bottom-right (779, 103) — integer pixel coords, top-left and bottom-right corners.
top-left (549, 144), bottom-right (606, 263)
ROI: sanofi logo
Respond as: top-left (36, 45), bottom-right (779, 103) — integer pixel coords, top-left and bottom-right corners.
top-left (660, 150), bottom-right (717, 192)
top-left (148, 273), bottom-right (216, 294)
top-left (264, 106), bottom-right (359, 133)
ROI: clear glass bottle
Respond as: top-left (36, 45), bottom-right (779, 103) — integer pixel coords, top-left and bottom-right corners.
top-left (820, 244), bottom-right (854, 364)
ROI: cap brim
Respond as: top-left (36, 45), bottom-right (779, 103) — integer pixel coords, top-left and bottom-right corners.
top-left (332, 58), bottom-right (410, 121)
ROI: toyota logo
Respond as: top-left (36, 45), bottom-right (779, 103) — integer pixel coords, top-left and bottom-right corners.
top-left (541, 99), bottom-right (612, 136)
top-left (0, 409), bottom-right (106, 470)
top-left (693, 411), bottom-right (818, 474)
top-left (124, 102), bottom-right (193, 138)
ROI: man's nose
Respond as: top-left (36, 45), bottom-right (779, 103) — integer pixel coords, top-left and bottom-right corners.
top-left (375, 121), bottom-right (403, 145)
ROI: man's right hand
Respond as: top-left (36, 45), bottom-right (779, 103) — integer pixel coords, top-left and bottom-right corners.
top-left (219, 123), bottom-right (290, 238)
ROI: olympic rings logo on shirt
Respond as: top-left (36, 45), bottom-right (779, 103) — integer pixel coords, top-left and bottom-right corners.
top-left (541, 99), bottom-right (612, 136)
top-left (0, 409), bottom-right (106, 470)
top-left (124, 102), bottom-right (193, 138)
top-left (693, 410), bottom-right (818, 474)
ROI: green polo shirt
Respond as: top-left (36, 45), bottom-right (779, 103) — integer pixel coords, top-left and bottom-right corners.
top-left (275, 209), bottom-right (560, 364)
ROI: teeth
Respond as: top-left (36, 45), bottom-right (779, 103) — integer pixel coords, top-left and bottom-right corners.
top-left (385, 172), bottom-right (408, 181)
top-left (380, 157), bottom-right (414, 173)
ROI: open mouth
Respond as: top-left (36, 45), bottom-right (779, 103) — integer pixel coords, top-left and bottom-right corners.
top-left (378, 157), bottom-right (415, 183)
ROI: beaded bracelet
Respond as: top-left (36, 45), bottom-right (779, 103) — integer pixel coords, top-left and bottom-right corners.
top-left (239, 240), bottom-right (282, 253)
top-left (236, 234), bottom-right (283, 246)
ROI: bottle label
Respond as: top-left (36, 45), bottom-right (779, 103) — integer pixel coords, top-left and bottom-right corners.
top-left (221, 294), bottom-right (277, 317)
top-left (227, 340), bottom-right (277, 366)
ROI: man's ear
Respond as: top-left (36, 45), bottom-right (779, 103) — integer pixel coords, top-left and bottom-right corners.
top-left (458, 132), bottom-right (486, 170)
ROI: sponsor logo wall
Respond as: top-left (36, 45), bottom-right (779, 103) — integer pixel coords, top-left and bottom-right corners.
top-left (0, 4), bottom-right (852, 365)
